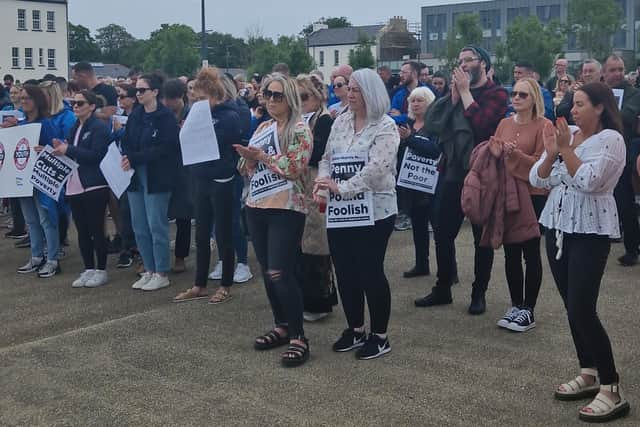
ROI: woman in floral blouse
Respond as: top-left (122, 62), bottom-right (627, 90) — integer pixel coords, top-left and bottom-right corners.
top-left (315, 68), bottom-right (400, 360)
top-left (236, 73), bottom-right (313, 367)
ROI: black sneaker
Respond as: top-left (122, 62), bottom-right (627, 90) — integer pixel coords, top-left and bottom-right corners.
top-left (355, 334), bottom-right (391, 360)
top-left (14, 236), bottom-right (31, 248)
top-left (507, 309), bottom-right (536, 332)
top-left (403, 266), bottom-right (430, 278)
top-left (332, 329), bottom-right (366, 352)
top-left (5, 229), bottom-right (28, 239)
top-left (117, 251), bottom-right (133, 268)
top-left (617, 253), bottom-right (638, 267)
top-left (414, 291), bottom-right (452, 307)
top-left (468, 289), bottom-right (486, 315)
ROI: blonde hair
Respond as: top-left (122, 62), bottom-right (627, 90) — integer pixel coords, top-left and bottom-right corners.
top-left (261, 73), bottom-right (303, 151)
top-left (193, 67), bottom-right (225, 101)
top-left (296, 74), bottom-right (328, 130)
top-left (515, 78), bottom-right (544, 120)
top-left (39, 80), bottom-right (64, 115)
top-left (407, 86), bottom-right (436, 120)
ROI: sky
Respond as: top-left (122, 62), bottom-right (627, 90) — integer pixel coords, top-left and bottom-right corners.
top-left (67, 0), bottom-right (483, 40)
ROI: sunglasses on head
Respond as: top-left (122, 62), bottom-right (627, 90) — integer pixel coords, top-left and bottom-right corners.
top-left (262, 89), bottom-right (284, 102)
top-left (136, 87), bottom-right (153, 94)
top-left (510, 91), bottom-right (529, 99)
top-left (69, 100), bottom-right (87, 107)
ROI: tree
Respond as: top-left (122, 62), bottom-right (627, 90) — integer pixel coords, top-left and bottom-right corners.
top-left (143, 24), bottom-right (200, 76)
top-left (95, 24), bottom-right (136, 64)
top-left (442, 14), bottom-right (483, 71)
top-left (301, 16), bottom-right (352, 36)
top-left (247, 36), bottom-right (281, 76)
top-left (348, 34), bottom-right (375, 70)
top-left (567, 0), bottom-right (623, 60)
top-left (68, 23), bottom-right (101, 62)
top-left (206, 32), bottom-right (249, 70)
top-left (277, 36), bottom-right (313, 75)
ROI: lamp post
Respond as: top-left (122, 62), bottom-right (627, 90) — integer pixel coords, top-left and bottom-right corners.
top-left (200, 0), bottom-right (208, 67)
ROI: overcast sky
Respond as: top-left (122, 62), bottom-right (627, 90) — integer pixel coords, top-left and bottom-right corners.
top-left (67, 0), bottom-right (482, 40)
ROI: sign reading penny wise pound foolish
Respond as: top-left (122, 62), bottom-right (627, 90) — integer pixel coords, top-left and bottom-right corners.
top-left (30, 145), bottom-right (78, 201)
top-left (0, 124), bottom-right (40, 198)
top-left (326, 152), bottom-right (374, 229)
top-left (248, 123), bottom-right (292, 201)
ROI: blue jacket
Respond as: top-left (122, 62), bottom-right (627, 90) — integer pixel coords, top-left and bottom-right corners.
top-left (65, 114), bottom-right (109, 189)
top-left (121, 103), bottom-right (180, 193)
top-left (50, 105), bottom-right (77, 141)
top-left (390, 82), bottom-right (439, 125)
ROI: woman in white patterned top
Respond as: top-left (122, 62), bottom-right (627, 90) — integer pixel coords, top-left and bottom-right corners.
top-left (529, 82), bottom-right (629, 423)
top-left (315, 68), bottom-right (399, 360)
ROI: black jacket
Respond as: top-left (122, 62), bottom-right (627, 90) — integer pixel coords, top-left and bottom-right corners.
top-left (121, 103), bottom-right (180, 193)
top-left (65, 114), bottom-right (110, 189)
top-left (190, 100), bottom-right (242, 181)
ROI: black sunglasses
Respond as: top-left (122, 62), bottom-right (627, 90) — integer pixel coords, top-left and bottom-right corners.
top-left (262, 89), bottom-right (284, 102)
top-left (334, 82), bottom-right (346, 89)
top-left (70, 100), bottom-right (87, 107)
top-left (559, 79), bottom-right (570, 83)
top-left (510, 91), bottom-right (529, 100)
top-left (136, 87), bottom-right (153, 94)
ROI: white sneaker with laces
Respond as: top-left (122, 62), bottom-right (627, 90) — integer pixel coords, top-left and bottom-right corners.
top-left (142, 273), bottom-right (170, 291)
top-left (85, 270), bottom-right (108, 288)
top-left (233, 263), bottom-right (253, 283)
top-left (72, 269), bottom-right (95, 288)
top-left (132, 272), bottom-right (153, 290)
top-left (208, 261), bottom-right (223, 280)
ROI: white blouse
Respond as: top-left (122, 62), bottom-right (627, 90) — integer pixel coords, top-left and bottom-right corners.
top-left (318, 110), bottom-right (400, 221)
top-left (529, 127), bottom-right (625, 240)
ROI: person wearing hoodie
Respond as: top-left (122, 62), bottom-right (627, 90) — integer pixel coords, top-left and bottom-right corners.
top-left (121, 72), bottom-right (180, 292)
top-left (173, 67), bottom-right (240, 304)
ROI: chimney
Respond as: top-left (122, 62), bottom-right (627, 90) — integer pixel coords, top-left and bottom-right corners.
top-left (312, 23), bottom-right (329, 33)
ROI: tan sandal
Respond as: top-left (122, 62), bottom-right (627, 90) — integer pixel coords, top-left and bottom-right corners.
top-left (173, 288), bottom-right (208, 303)
top-left (579, 385), bottom-right (630, 422)
top-left (555, 368), bottom-right (600, 401)
top-left (208, 287), bottom-right (232, 305)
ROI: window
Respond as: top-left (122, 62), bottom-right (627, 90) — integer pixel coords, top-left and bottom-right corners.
top-left (47, 49), bottom-right (56, 69)
top-left (17, 9), bottom-right (26, 30)
top-left (507, 7), bottom-right (529, 25)
top-left (25, 48), bottom-right (33, 68)
top-left (12, 48), bottom-right (20, 68)
top-left (47, 11), bottom-right (55, 32)
top-left (319, 50), bottom-right (325, 66)
top-left (39, 48), bottom-right (44, 67)
top-left (32, 10), bottom-right (41, 31)
top-left (536, 5), bottom-right (561, 24)
top-left (334, 50), bottom-right (339, 66)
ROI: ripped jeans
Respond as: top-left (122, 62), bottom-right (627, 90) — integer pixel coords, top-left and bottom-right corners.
top-left (247, 207), bottom-right (306, 338)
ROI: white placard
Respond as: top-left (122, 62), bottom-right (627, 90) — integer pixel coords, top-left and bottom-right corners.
top-left (612, 88), bottom-right (624, 110)
top-left (179, 100), bottom-right (220, 165)
top-left (326, 152), bottom-right (374, 229)
top-left (0, 124), bottom-right (40, 197)
top-left (248, 123), bottom-right (292, 201)
top-left (30, 145), bottom-right (78, 201)
top-left (0, 110), bottom-right (25, 123)
top-left (302, 112), bottom-right (315, 124)
top-left (100, 142), bottom-right (134, 199)
top-left (397, 148), bottom-right (440, 194)
top-left (113, 115), bottom-right (128, 126)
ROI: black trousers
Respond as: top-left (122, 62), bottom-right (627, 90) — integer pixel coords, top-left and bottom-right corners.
top-left (614, 165), bottom-right (640, 255)
top-left (328, 215), bottom-right (395, 334)
top-left (247, 207), bottom-right (306, 338)
top-left (68, 188), bottom-right (109, 270)
top-left (194, 179), bottom-right (234, 288)
top-left (10, 198), bottom-right (26, 233)
top-left (545, 230), bottom-right (618, 385)
top-left (409, 199), bottom-right (433, 271)
top-left (117, 192), bottom-right (136, 252)
top-left (174, 218), bottom-right (191, 259)
top-left (503, 195), bottom-right (547, 310)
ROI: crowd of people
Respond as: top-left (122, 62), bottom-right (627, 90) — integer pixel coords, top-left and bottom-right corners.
top-left (1, 46), bottom-right (639, 422)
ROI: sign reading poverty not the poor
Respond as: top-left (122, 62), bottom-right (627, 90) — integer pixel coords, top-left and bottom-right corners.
top-left (397, 147), bottom-right (440, 194)
top-left (326, 152), bottom-right (374, 229)
top-left (248, 123), bottom-right (292, 201)
top-left (0, 123), bottom-right (40, 198)
top-left (30, 145), bottom-right (78, 201)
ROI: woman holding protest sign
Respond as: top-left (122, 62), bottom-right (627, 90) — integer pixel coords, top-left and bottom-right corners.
top-left (51, 90), bottom-right (111, 288)
top-left (236, 73), bottom-right (313, 367)
top-left (315, 68), bottom-right (399, 360)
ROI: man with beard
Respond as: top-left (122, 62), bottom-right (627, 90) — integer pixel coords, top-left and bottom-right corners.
top-left (414, 45), bottom-right (508, 315)
top-left (556, 59), bottom-right (602, 124)
top-left (602, 54), bottom-right (640, 266)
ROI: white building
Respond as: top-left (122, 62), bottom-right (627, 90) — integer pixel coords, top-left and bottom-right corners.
top-left (0, 0), bottom-right (69, 82)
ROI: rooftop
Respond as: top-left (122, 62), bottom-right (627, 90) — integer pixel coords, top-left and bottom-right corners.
top-left (307, 25), bottom-right (384, 47)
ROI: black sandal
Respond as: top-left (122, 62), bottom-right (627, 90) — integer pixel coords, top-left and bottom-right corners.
top-left (281, 336), bottom-right (309, 367)
top-left (254, 328), bottom-right (288, 350)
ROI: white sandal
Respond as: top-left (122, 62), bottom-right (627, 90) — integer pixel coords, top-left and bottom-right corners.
top-left (555, 368), bottom-right (600, 401)
top-left (579, 384), bottom-right (630, 422)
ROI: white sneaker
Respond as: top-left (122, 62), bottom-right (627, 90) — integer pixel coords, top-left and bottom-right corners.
top-left (72, 269), bottom-right (95, 288)
top-left (142, 273), bottom-right (170, 291)
top-left (233, 263), bottom-right (253, 283)
top-left (132, 272), bottom-right (153, 290)
top-left (208, 261), bottom-right (223, 280)
top-left (303, 311), bottom-right (331, 322)
top-left (85, 270), bottom-right (108, 288)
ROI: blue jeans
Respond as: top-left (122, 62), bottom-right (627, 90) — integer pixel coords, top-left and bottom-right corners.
top-left (127, 166), bottom-right (171, 273)
top-left (20, 194), bottom-right (60, 261)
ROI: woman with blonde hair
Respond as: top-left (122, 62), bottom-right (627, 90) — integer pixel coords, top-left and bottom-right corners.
top-left (236, 73), bottom-right (313, 367)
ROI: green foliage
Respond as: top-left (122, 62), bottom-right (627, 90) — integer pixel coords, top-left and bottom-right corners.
top-left (143, 24), bottom-right (200, 76)
top-left (68, 23), bottom-right (101, 62)
top-left (95, 24), bottom-right (136, 64)
top-left (348, 34), bottom-right (375, 70)
top-left (443, 14), bottom-right (483, 72)
top-left (206, 32), bottom-right (249, 69)
top-left (567, 0), bottom-right (623, 60)
top-left (301, 16), bottom-right (352, 36)
top-left (246, 35), bottom-right (313, 76)
top-left (277, 36), bottom-right (313, 75)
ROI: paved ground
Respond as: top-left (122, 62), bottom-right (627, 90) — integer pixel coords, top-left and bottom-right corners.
top-left (0, 219), bottom-right (638, 426)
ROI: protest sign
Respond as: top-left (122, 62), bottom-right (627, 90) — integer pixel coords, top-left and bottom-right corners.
top-left (113, 115), bottom-right (128, 126)
top-left (0, 123), bottom-right (40, 197)
top-left (30, 145), bottom-right (78, 201)
top-left (100, 142), bottom-right (134, 199)
top-left (612, 88), bottom-right (624, 110)
top-left (397, 147), bottom-right (440, 194)
top-left (248, 123), bottom-right (292, 201)
top-left (326, 152), bottom-right (374, 229)
top-left (179, 100), bottom-right (220, 165)
top-left (0, 110), bottom-right (25, 124)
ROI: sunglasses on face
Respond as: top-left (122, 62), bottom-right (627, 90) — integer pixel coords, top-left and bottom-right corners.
top-left (136, 87), bottom-right (153, 94)
top-left (510, 91), bottom-right (529, 100)
top-left (559, 79), bottom-right (570, 83)
top-left (70, 100), bottom-right (87, 107)
top-left (334, 82), bottom-right (346, 89)
top-left (262, 89), bottom-right (284, 102)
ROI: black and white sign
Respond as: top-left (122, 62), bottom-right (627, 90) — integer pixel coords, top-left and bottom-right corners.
top-left (30, 145), bottom-right (78, 201)
top-left (326, 152), bottom-right (374, 229)
top-left (248, 123), bottom-right (292, 201)
top-left (397, 148), bottom-right (440, 194)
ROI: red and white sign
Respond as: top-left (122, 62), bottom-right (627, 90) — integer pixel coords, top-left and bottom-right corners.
top-left (0, 124), bottom-right (40, 198)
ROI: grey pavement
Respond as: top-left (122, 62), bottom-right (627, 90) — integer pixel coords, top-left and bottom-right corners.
top-left (0, 220), bottom-right (638, 426)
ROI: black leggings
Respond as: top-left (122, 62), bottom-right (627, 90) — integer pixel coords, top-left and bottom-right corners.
top-left (174, 218), bottom-right (191, 259)
top-left (247, 207), bottom-right (306, 338)
top-left (409, 200), bottom-right (433, 271)
top-left (614, 165), bottom-right (640, 255)
top-left (328, 215), bottom-right (395, 334)
top-left (68, 188), bottom-right (109, 270)
top-left (545, 230), bottom-right (618, 385)
top-left (10, 198), bottom-right (26, 233)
